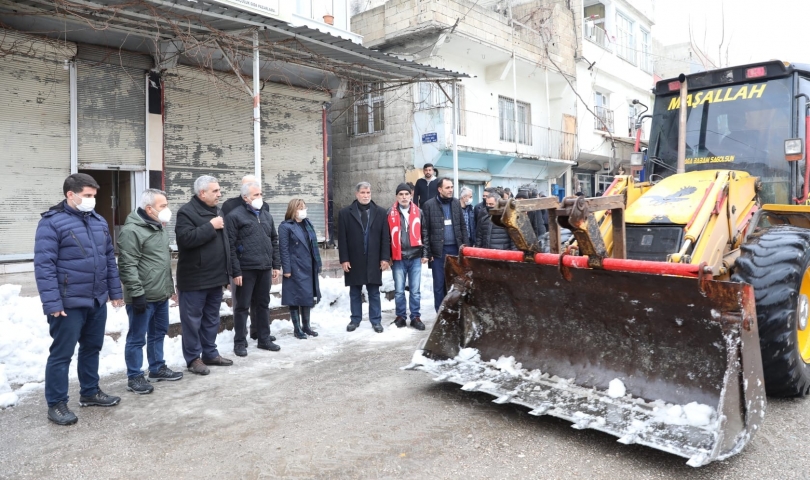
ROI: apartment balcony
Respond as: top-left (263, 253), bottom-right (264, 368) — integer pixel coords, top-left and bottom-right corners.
top-left (594, 106), bottom-right (614, 133)
top-left (447, 109), bottom-right (577, 161)
top-left (585, 23), bottom-right (612, 51)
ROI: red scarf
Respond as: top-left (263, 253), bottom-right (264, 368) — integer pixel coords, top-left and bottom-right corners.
top-left (388, 201), bottom-right (422, 261)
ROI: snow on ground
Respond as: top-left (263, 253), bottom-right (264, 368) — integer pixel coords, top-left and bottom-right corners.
top-left (0, 265), bottom-right (436, 409)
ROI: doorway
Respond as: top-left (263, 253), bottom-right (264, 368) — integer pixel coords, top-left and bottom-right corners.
top-left (79, 169), bottom-right (134, 249)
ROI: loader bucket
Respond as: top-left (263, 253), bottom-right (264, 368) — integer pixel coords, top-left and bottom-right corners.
top-left (407, 247), bottom-right (766, 467)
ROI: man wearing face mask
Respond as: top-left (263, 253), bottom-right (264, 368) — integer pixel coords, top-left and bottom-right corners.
top-left (34, 173), bottom-right (125, 425)
top-left (117, 189), bottom-right (183, 395)
top-left (225, 181), bottom-right (281, 356)
top-left (175, 175), bottom-right (233, 375)
top-left (222, 174), bottom-right (269, 342)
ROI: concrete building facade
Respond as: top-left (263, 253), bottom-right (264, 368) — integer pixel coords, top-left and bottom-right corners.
top-left (332, 0), bottom-right (581, 208)
top-left (573, 0), bottom-right (656, 196)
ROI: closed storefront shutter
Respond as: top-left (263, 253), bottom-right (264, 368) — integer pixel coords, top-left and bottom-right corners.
top-left (261, 84), bottom-right (329, 239)
top-left (163, 66), bottom-right (254, 245)
top-left (75, 45), bottom-right (150, 170)
top-left (0, 31), bottom-right (75, 259)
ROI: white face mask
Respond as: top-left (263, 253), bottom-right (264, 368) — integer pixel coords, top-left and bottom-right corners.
top-left (251, 198), bottom-right (263, 210)
top-left (74, 196), bottom-right (95, 212)
top-left (297, 209), bottom-right (307, 220)
top-left (157, 207), bottom-right (172, 223)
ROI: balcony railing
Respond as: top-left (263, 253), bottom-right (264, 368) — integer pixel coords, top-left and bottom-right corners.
top-left (585, 23), bottom-right (611, 51)
top-left (594, 106), bottom-right (614, 133)
top-left (445, 109), bottom-right (577, 161)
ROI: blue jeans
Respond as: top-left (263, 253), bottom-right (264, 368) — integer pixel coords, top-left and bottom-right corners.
top-left (178, 287), bottom-right (222, 366)
top-left (125, 300), bottom-right (169, 379)
top-left (349, 284), bottom-right (381, 326)
top-left (44, 302), bottom-right (106, 406)
top-left (432, 244), bottom-right (459, 312)
top-left (392, 258), bottom-right (422, 320)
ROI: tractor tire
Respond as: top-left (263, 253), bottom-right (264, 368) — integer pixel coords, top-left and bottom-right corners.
top-left (732, 225), bottom-right (810, 397)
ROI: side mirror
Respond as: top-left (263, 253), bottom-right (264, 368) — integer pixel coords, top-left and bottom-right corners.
top-left (785, 138), bottom-right (804, 161)
top-left (629, 152), bottom-right (644, 166)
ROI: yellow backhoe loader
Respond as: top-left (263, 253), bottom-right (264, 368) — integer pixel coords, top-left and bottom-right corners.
top-left (407, 60), bottom-right (810, 466)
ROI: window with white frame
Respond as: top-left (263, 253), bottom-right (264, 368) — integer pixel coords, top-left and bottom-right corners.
top-left (594, 91), bottom-right (613, 132)
top-left (498, 96), bottom-right (532, 145)
top-left (616, 13), bottom-right (635, 64)
top-left (640, 29), bottom-right (653, 73)
top-left (456, 83), bottom-right (466, 136)
top-left (352, 82), bottom-right (384, 135)
top-left (628, 102), bottom-right (638, 137)
top-left (416, 82), bottom-right (442, 110)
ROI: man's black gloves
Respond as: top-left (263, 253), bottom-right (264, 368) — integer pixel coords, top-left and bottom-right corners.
top-left (132, 294), bottom-right (147, 315)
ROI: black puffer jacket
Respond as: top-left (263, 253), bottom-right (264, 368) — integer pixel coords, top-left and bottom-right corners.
top-left (421, 196), bottom-right (469, 259)
top-left (175, 196), bottom-right (232, 291)
top-left (221, 195), bottom-right (269, 217)
top-left (476, 211), bottom-right (517, 251)
top-left (225, 202), bottom-right (281, 276)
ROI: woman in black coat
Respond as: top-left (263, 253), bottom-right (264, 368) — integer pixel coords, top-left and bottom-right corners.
top-left (278, 199), bottom-right (322, 339)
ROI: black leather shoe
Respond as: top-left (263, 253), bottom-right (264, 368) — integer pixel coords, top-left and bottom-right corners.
top-left (257, 341), bottom-right (281, 352)
top-left (48, 401), bottom-right (78, 425)
top-left (347, 322), bottom-right (360, 332)
top-left (234, 344), bottom-right (248, 357)
top-left (79, 389), bottom-right (121, 407)
top-left (410, 317), bottom-right (426, 331)
top-left (393, 316), bottom-right (407, 328)
top-left (372, 324), bottom-right (384, 333)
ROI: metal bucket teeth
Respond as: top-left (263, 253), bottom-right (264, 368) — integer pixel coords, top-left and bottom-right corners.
top-left (412, 254), bottom-right (766, 467)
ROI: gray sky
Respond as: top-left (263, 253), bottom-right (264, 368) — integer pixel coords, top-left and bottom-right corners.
top-left (653, 0), bottom-right (810, 68)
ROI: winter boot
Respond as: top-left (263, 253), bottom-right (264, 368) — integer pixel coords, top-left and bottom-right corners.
top-left (393, 316), bottom-right (407, 328)
top-left (290, 308), bottom-right (307, 339)
top-left (410, 317), bottom-right (426, 331)
top-left (301, 307), bottom-right (318, 337)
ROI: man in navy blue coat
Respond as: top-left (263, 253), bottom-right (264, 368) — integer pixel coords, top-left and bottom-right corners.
top-left (34, 173), bottom-right (125, 426)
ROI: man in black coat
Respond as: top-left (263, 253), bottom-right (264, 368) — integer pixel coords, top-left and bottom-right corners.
top-left (175, 175), bottom-right (234, 375)
top-left (225, 181), bottom-right (281, 357)
top-left (474, 187), bottom-right (497, 224)
top-left (477, 193), bottom-right (518, 250)
top-left (413, 163), bottom-right (438, 208)
top-left (222, 175), bottom-right (270, 341)
top-left (338, 181), bottom-right (391, 333)
top-left (421, 177), bottom-right (469, 312)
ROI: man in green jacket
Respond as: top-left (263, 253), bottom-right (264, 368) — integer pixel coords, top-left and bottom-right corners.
top-left (118, 188), bottom-right (183, 394)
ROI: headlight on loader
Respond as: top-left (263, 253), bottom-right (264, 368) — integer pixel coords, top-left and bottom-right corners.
top-left (785, 138), bottom-right (804, 161)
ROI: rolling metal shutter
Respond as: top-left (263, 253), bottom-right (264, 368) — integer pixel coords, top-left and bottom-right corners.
top-left (75, 45), bottom-right (151, 170)
top-left (0, 31), bottom-right (75, 259)
top-left (163, 66), bottom-right (254, 244)
top-left (261, 84), bottom-right (329, 239)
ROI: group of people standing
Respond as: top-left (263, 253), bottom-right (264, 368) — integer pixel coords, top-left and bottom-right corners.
top-left (32, 167), bottom-right (542, 427)
top-left (335, 163), bottom-right (470, 333)
top-left (33, 173), bottom-right (322, 425)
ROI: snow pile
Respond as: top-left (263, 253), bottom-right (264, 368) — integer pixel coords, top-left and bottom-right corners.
top-left (1, 263), bottom-right (437, 409)
top-left (0, 364), bottom-right (18, 408)
top-left (607, 378), bottom-right (627, 398)
top-left (653, 401), bottom-right (715, 427)
top-left (488, 355), bottom-right (522, 377)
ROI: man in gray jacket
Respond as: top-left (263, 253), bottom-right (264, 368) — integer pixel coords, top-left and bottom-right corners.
top-left (225, 181), bottom-right (282, 357)
top-left (118, 189), bottom-right (183, 396)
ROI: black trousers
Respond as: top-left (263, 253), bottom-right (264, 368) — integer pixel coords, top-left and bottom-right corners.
top-left (233, 269), bottom-right (272, 345)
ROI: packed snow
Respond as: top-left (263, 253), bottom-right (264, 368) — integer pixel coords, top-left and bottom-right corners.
top-left (0, 266), bottom-right (436, 409)
top-left (607, 378), bottom-right (626, 398)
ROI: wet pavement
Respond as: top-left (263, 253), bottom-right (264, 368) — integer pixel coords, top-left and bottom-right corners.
top-left (1, 311), bottom-right (810, 480)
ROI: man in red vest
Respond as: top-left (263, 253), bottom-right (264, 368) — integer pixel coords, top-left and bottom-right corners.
top-left (387, 183), bottom-right (429, 330)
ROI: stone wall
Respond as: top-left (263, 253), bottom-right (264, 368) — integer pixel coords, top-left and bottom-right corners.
top-left (331, 84), bottom-right (415, 216)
